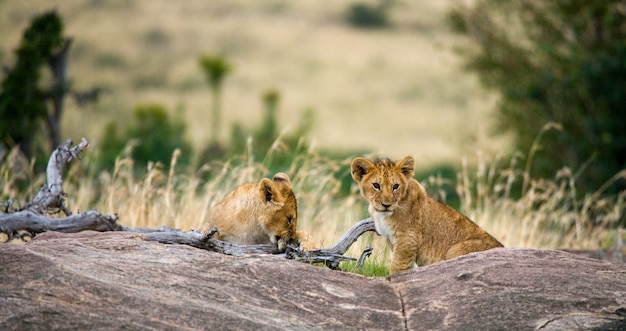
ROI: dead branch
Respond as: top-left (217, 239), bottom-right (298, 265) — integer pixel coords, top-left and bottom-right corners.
top-left (140, 227), bottom-right (283, 255)
top-left (0, 209), bottom-right (121, 241)
top-left (139, 219), bottom-right (378, 268)
top-left (285, 218), bottom-right (377, 268)
top-left (23, 138), bottom-right (89, 215)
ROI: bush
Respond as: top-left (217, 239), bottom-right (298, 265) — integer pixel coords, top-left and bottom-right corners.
top-left (0, 10), bottom-right (64, 160)
top-left (344, 0), bottom-right (392, 28)
top-left (98, 104), bottom-right (192, 172)
top-left (448, 0), bottom-right (626, 194)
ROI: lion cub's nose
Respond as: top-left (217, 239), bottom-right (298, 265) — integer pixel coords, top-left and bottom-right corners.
top-left (381, 203), bottom-right (391, 209)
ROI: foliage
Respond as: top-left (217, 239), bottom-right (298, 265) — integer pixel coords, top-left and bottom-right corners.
top-left (447, 0), bottom-right (626, 194)
top-left (344, 0), bottom-right (393, 28)
top-left (98, 104), bottom-right (192, 172)
top-left (0, 10), bottom-right (64, 159)
top-left (198, 55), bottom-right (232, 89)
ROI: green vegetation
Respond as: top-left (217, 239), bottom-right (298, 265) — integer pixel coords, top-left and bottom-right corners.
top-left (448, 0), bottom-right (626, 195)
top-left (98, 104), bottom-right (192, 172)
top-left (341, 259), bottom-right (390, 278)
top-left (0, 10), bottom-right (64, 160)
top-left (197, 85), bottom-right (315, 177)
top-left (198, 54), bottom-right (233, 149)
top-left (344, 0), bottom-right (392, 28)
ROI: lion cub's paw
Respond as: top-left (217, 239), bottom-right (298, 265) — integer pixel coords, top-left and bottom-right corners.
top-left (296, 230), bottom-right (316, 251)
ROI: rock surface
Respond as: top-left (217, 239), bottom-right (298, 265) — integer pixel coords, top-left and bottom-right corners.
top-left (1, 231), bottom-right (625, 330)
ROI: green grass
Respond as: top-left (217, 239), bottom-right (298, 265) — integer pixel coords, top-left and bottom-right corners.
top-left (341, 260), bottom-right (390, 278)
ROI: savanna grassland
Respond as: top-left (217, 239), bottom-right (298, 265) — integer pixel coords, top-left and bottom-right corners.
top-left (1, 1), bottom-right (623, 274)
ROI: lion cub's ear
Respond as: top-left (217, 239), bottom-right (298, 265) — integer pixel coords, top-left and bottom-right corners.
top-left (397, 156), bottom-right (415, 179)
top-left (351, 157), bottom-right (375, 182)
top-left (272, 172), bottom-right (291, 185)
top-left (259, 178), bottom-right (282, 203)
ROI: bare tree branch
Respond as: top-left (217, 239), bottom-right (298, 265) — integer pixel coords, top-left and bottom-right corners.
top-left (285, 218), bottom-right (377, 268)
top-left (23, 138), bottom-right (89, 215)
top-left (138, 220), bottom-right (378, 268)
top-left (140, 227), bottom-right (283, 255)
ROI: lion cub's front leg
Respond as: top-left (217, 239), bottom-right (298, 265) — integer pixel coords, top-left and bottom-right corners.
top-left (389, 234), bottom-right (419, 274)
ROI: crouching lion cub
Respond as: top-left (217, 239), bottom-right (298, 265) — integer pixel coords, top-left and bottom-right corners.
top-left (351, 156), bottom-right (503, 274)
top-left (201, 173), bottom-right (312, 251)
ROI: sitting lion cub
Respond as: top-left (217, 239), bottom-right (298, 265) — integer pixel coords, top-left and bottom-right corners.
top-left (351, 156), bottom-right (503, 274)
top-left (201, 172), bottom-right (310, 251)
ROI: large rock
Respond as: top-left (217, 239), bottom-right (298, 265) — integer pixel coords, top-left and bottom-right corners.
top-left (391, 248), bottom-right (626, 330)
top-left (0, 231), bottom-right (624, 330)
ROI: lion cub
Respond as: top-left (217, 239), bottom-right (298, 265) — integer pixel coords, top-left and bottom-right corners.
top-left (351, 156), bottom-right (503, 274)
top-left (201, 172), bottom-right (309, 251)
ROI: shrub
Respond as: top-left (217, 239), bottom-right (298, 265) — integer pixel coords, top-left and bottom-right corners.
top-left (448, 0), bottom-right (626, 194)
top-left (344, 0), bottom-right (392, 28)
top-left (97, 104), bottom-right (192, 172)
top-left (0, 10), bottom-right (64, 160)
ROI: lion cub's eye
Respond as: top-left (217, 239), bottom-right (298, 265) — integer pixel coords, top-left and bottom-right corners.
top-left (372, 183), bottom-right (381, 190)
top-left (392, 183), bottom-right (400, 191)
top-left (287, 216), bottom-right (293, 224)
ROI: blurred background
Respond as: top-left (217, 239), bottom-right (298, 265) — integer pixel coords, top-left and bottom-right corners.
top-left (0, 0), bottom-right (504, 169)
top-left (1, 1), bottom-right (624, 258)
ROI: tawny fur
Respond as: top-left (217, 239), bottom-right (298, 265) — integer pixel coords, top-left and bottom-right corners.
top-left (351, 156), bottom-right (503, 274)
top-left (201, 172), bottom-right (313, 251)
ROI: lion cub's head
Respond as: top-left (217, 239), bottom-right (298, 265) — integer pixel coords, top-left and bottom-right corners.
top-left (351, 156), bottom-right (415, 214)
top-left (258, 173), bottom-right (298, 250)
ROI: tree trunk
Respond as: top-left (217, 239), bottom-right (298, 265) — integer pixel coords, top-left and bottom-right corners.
top-left (46, 38), bottom-right (72, 151)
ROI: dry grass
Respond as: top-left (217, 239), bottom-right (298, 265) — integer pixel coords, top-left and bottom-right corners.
top-left (2, 140), bottom-right (623, 266)
top-left (455, 153), bottom-right (625, 250)
top-left (450, 124), bottom-right (626, 250)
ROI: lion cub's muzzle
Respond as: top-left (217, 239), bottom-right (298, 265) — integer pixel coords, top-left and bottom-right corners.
top-left (374, 198), bottom-right (397, 213)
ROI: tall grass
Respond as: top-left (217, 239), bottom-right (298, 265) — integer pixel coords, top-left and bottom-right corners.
top-left (453, 152), bottom-right (626, 250)
top-left (443, 124), bottom-right (626, 250)
top-left (1, 139), bottom-right (624, 273)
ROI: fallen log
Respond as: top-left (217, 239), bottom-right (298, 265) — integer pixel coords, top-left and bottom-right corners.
top-left (0, 209), bottom-right (121, 241)
top-left (141, 226), bottom-right (282, 255)
top-left (138, 220), bottom-right (378, 267)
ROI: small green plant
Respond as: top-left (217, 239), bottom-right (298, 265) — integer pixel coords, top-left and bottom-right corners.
top-left (341, 259), bottom-right (390, 277)
top-left (198, 54), bottom-right (233, 145)
top-left (344, 0), bottom-right (392, 28)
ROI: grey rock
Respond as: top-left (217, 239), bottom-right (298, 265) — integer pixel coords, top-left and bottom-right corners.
top-left (1, 232), bottom-right (624, 330)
